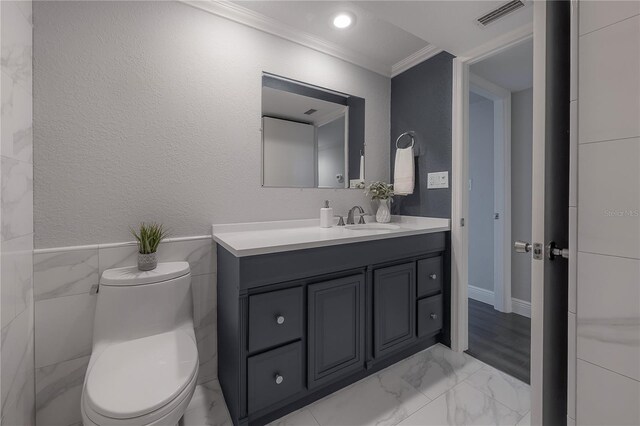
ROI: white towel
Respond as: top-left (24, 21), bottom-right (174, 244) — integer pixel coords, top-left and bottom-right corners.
top-left (394, 147), bottom-right (414, 195)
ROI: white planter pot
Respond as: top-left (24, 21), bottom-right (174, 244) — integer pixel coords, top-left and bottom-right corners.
top-left (138, 252), bottom-right (158, 271)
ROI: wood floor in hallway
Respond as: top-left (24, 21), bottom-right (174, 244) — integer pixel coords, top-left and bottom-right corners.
top-left (466, 298), bottom-right (531, 384)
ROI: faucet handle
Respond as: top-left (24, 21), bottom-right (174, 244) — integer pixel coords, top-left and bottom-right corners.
top-left (335, 215), bottom-right (345, 226)
top-left (358, 214), bottom-right (366, 224)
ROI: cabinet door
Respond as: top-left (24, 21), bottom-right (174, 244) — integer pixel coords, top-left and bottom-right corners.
top-left (373, 262), bottom-right (416, 358)
top-left (308, 274), bottom-right (365, 389)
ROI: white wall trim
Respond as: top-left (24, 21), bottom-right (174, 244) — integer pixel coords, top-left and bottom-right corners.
top-left (180, 0), bottom-right (391, 77)
top-left (468, 285), bottom-right (495, 306)
top-left (452, 26), bottom-right (532, 353)
top-left (469, 73), bottom-right (513, 314)
top-left (33, 235), bottom-right (213, 255)
top-left (529, 3), bottom-right (546, 423)
top-left (468, 286), bottom-right (532, 318)
top-left (511, 297), bottom-right (532, 318)
top-left (391, 45), bottom-right (444, 77)
top-left (451, 19), bottom-right (534, 356)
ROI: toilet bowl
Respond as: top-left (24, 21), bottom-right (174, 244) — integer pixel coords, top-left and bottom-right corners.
top-left (81, 262), bottom-right (199, 426)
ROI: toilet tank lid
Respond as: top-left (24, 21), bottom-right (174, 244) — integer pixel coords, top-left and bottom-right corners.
top-left (101, 261), bottom-right (190, 286)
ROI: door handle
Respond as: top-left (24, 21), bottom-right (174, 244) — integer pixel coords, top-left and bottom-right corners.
top-left (547, 241), bottom-right (569, 260)
top-left (514, 241), bottom-right (531, 253)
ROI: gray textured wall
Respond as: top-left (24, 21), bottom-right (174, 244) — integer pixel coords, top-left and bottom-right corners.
top-left (390, 51), bottom-right (454, 218)
top-left (468, 97), bottom-right (495, 292)
top-left (33, 1), bottom-right (390, 248)
top-left (510, 88), bottom-right (533, 302)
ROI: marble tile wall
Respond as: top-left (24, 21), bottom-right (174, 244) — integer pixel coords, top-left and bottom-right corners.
top-left (575, 1), bottom-right (640, 424)
top-left (1, 1), bottom-right (35, 425)
top-left (33, 237), bottom-right (217, 426)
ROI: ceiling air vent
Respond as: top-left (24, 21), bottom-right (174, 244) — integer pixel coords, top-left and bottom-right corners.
top-left (304, 109), bottom-right (317, 115)
top-left (477, 0), bottom-right (525, 26)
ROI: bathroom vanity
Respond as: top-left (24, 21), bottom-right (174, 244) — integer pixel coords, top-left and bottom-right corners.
top-left (213, 216), bottom-right (451, 426)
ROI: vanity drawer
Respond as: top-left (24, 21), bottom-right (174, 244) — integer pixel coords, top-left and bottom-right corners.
top-left (249, 287), bottom-right (303, 353)
top-left (247, 341), bottom-right (303, 414)
top-left (417, 256), bottom-right (443, 298)
top-left (417, 294), bottom-right (443, 338)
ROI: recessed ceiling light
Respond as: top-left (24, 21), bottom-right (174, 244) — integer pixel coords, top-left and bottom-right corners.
top-left (332, 13), bottom-right (353, 29)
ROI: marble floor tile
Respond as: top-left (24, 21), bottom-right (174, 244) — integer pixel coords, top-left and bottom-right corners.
top-left (386, 343), bottom-right (483, 400)
top-left (465, 365), bottom-right (531, 415)
top-left (182, 380), bottom-right (232, 426)
top-left (268, 408), bottom-right (320, 426)
top-left (397, 382), bottom-right (522, 426)
top-left (307, 367), bottom-right (431, 426)
top-left (181, 347), bottom-right (530, 426)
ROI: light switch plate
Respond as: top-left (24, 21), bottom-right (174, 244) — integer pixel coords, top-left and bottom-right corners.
top-left (427, 172), bottom-right (449, 189)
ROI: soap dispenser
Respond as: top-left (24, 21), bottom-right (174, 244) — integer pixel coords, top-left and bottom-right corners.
top-left (320, 200), bottom-right (333, 228)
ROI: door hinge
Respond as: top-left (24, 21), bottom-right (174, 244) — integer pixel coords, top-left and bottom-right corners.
top-left (460, 218), bottom-right (465, 227)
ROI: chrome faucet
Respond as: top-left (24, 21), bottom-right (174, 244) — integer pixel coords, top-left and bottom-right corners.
top-left (346, 206), bottom-right (366, 225)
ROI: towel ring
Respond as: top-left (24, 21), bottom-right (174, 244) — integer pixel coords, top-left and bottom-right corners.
top-left (395, 132), bottom-right (415, 149)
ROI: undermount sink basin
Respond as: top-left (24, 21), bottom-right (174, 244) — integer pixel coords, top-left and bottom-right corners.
top-left (345, 223), bottom-right (401, 231)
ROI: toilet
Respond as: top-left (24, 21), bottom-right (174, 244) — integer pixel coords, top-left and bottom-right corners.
top-left (81, 262), bottom-right (199, 426)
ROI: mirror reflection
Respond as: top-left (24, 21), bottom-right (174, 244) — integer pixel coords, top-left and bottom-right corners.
top-left (261, 74), bottom-right (365, 189)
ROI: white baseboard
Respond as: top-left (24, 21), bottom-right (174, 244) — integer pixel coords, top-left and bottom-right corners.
top-left (511, 297), bottom-right (531, 318)
top-left (468, 285), bottom-right (532, 319)
top-left (468, 285), bottom-right (495, 306)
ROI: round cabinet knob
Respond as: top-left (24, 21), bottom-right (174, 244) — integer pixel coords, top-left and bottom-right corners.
top-left (430, 313), bottom-right (438, 320)
top-left (275, 374), bottom-right (284, 385)
top-left (276, 315), bottom-right (285, 325)
top-left (429, 273), bottom-right (437, 280)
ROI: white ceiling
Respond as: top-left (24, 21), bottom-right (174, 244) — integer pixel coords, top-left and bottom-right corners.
top-left (236, 1), bottom-right (429, 71)
top-left (262, 86), bottom-right (345, 125)
top-left (358, 1), bottom-right (533, 57)
top-left (470, 38), bottom-right (533, 91)
top-left (215, 1), bottom-right (533, 77)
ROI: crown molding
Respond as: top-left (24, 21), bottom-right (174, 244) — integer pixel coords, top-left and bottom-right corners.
top-left (390, 45), bottom-right (444, 77)
top-left (181, 0), bottom-right (392, 77)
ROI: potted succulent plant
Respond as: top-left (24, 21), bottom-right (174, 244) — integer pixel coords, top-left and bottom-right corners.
top-left (365, 181), bottom-right (394, 223)
top-left (130, 222), bottom-right (169, 271)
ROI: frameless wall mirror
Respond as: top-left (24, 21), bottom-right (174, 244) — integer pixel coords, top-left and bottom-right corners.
top-left (261, 74), bottom-right (365, 189)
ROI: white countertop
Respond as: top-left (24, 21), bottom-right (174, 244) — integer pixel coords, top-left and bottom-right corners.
top-left (212, 215), bottom-right (450, 257)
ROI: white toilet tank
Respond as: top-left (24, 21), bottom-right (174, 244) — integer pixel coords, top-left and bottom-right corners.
top-left (93, 261), bottom-right (194, 345)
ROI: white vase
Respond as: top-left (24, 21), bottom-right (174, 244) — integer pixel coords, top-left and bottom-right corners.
top-left (376, 199), bottom-right (391, 223)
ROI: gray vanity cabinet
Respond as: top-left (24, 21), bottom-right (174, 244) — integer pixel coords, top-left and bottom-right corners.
top-left (308, 275), bottom-right (365, 389)
top-left (217, 232), bottom-right (450, 426)
top-left (373, 263), bottom-right (416, 358)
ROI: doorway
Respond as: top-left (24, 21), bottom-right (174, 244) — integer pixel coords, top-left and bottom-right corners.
top-left (465, 40), bottom-right (533, 384)
top-left (451, 2), bottom-right (570, 423)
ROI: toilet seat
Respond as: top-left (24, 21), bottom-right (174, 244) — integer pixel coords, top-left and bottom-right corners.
top-left (82, 329), bottom-right (198, 425)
